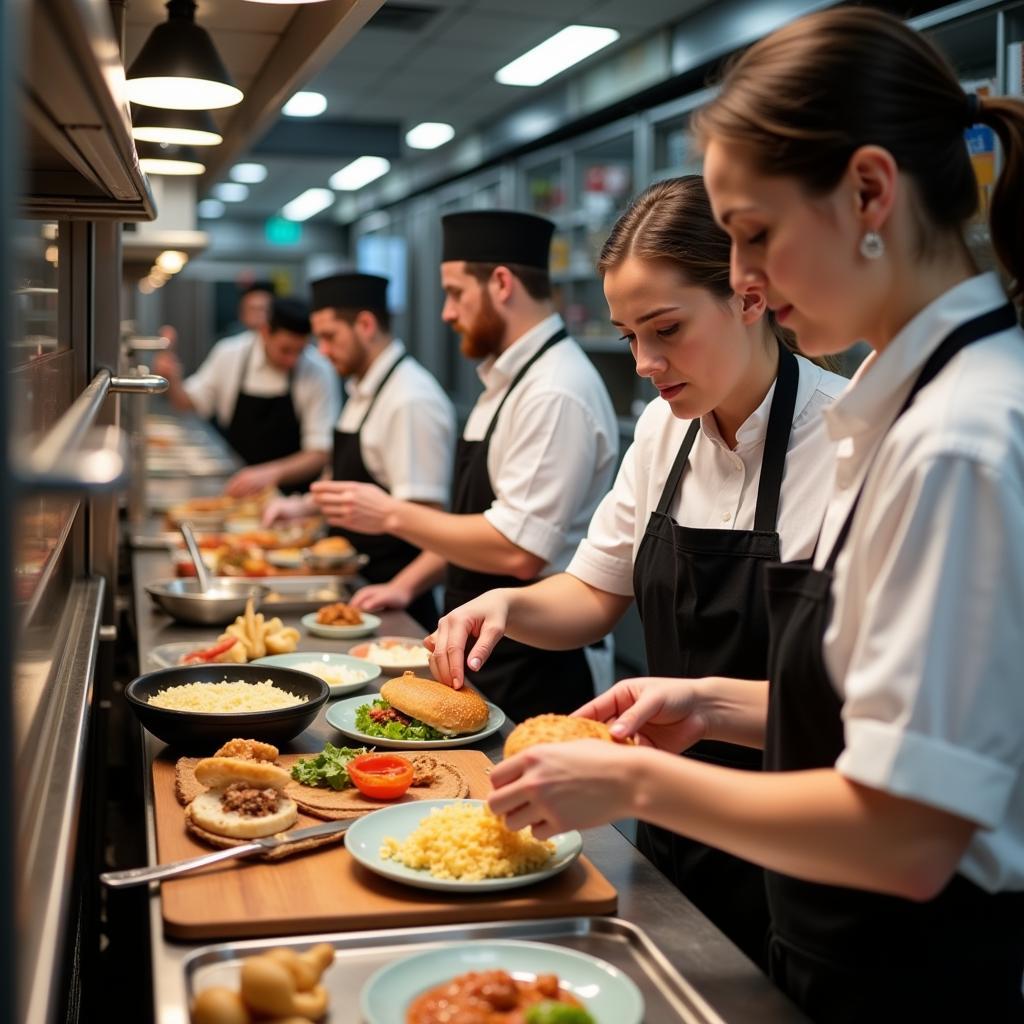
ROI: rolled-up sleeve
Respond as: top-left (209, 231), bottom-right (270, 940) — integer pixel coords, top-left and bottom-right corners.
top-left (834, 453), bottom-right (1024, 829)
top-left (566, 441), bottom-right (640, 596)
top-left (183, 344), bottom-right (227, 421)
top-left (297, 357), bottom-right (340, 452)
top-left (484, 388), bottom-right (601, 563)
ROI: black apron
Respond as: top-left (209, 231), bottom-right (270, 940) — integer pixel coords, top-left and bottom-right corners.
top-left (443, 327), bottom-right (594, 724)
top-left (633, 344), bottom-right (798, 969)
top-left (331, 352), bottom-right (439, 633)
top-left (763, 303), bottom-right (1024, 1023)
top-left (215, 338), bottom-right (315, 494)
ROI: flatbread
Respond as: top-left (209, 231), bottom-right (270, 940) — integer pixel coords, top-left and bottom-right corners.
top-left (183, 804), bottom-right (348, 861)
top-left (175, 752), bottom-right (469, 822)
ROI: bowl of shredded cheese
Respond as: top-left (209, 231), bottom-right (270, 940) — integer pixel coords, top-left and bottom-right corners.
top-left (125, 663), bottom-right (329, 750)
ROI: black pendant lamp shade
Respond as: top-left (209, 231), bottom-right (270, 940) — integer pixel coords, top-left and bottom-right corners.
top-left (137, 140), bottom-right (206, 176)
top-left (131, 103), bottom-right (223, 146)
top-left (126, 0), bottom-right (243, 110)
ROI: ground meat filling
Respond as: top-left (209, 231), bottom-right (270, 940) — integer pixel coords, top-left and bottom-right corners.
top-left (369, 706), bottom-right (412, 726)
top-left (220, 782), bottom-right (279, 816)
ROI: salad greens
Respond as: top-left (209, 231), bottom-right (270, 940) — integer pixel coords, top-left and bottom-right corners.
top-left (354, 698), bottom-right (446, 742)
top-left (290, 743), bottom-right (369, 790)
top-left (524, 1003), bottom-right (595, 1024)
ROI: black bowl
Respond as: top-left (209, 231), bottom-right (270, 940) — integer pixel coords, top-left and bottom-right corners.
top-left (125, 663), bottom-right (329, 751)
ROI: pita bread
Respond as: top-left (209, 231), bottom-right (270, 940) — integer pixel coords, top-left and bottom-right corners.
top-left (183, 804), bottom-right (346, 861)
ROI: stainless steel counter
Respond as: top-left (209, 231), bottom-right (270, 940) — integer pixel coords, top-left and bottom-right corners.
top-left (129, 514), bottom-right (805, 1024)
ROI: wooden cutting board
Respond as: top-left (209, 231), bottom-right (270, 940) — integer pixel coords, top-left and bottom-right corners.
top-left (153, 749), bottom-right (617, 940)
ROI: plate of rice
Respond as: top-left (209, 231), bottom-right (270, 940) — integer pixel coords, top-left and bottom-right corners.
top-left (252, 651), bottom-right (381, 697)
top-left (344, 799), bottom-right (583, 893)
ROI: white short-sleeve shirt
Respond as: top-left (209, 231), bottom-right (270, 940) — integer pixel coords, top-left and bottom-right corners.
top-left (463, 313), bottom-right (619, 574)
top-left (184, 330), bottom-right (340, 452)
top-left (567, 355), bottom-right (847, 596)
top-left (815, 272), bottom-right (1024, 892)
top-left (336, 340), bottom-right (456, 504)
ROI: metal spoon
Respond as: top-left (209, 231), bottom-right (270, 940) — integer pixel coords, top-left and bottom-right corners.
top-left (179, 520), bottom-right (214, 593)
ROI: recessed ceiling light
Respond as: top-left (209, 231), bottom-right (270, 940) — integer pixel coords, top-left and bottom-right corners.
top-left (131, 104), bottom-right (223, 146)
top-left (281, 188), bottom-right (335, 221)
top-left (212, 182), bottom-right (250, 202)
top-left (495, 25), bottom-right (620, 87)
top-left (197, 199), bottom-right (225, 219)
top-left (156, 250), bottom-right (189, 274)
top-left (125, 0), bottom-right (243, 110)
top-left (230, 162), bottom-right (268, 184)
top-left (282, 91), bottom-right (327, 118)
top-left (405, 122), bottom-right (455, 150)
top-left (329, 156), bottom-right (390, 191)
top-left (137, 141), bottom-right (205, 175)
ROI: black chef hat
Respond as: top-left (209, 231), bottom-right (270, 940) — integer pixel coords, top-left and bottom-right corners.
top-left (268, 297), bottom-right (311, 336)
top-left (441, 210), bottom-right (554, 270)
top-left (310, 272), bottom-right (389, 314)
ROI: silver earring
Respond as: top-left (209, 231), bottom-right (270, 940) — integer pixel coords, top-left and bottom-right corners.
top-left (859, 231), bottom-right (885, 260)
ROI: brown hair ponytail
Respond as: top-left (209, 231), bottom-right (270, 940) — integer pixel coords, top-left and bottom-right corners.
top-left (598, 175), bottom-right (798, 355)
top-left (692, 7), bottom-right (1024, 303)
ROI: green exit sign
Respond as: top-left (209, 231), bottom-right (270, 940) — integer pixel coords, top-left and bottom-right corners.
top-left (265, 217), bottom-right (302, 245)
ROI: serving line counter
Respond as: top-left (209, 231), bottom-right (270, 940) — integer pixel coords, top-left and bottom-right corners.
top-left (128, 509), bottom-right (804, 1024)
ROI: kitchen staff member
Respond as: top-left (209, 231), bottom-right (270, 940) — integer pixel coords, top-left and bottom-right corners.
top-left (157, 296), bottom-right (339, 496)
top-left (265, 273), bottom-right (455, 630)
top-left (431, 177), bottom-right (846, 965)
top-left (484, 9), bottom-right (1024, 1021)
top-left (313, 211), bottom-right (618, 722)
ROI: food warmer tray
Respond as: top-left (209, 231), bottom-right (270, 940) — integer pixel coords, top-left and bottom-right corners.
top-left (182, 916), bottom-right (726, 1024)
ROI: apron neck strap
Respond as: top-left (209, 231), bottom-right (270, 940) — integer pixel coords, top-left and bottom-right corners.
top-left (356, 350), bottom-right (408, 431)
top-left (821, 301), bottom-right (1018, 571)
top-left (482, 326), bottom-right (569, 445)
top-left (656, 419), bottom-right (701, 515)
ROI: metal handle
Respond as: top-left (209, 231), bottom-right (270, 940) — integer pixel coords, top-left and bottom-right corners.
top-left (109, 373), bottom-right (168, 395)
top-left (100, 842), bottom-right (262, 889)
top-left (180, 521), bottom-right (214, 593)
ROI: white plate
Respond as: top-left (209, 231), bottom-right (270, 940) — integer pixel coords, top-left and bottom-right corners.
top-left (348, 636), bottom-right (431, 676)
top-left (345, 800), bottom-right (582, 893)
top-left (326, 694), bottom-right (505, 749)
top-left (251, 652), bottom-right (381, 697)
top-left (361, 939), bottom-right (643, 1023)
top-left (300, 611), bottom-right (380, 639)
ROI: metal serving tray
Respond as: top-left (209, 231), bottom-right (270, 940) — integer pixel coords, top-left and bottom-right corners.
top-left (259, 575), bottom-right (359, 613)
top-left (182, 916), bottom-right (727, 1023)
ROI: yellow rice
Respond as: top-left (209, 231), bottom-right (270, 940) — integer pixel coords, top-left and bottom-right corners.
top-left (147, 680), bottom-right (306, 713)
top-left (380, 803), bottom-right (554, 880)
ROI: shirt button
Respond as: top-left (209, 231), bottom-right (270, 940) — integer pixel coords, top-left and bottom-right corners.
top-left (721, 511), bottom-right (732, 523)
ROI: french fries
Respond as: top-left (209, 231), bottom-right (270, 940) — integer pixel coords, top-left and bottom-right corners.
top-left (217, 598), bottom-right (300, 660)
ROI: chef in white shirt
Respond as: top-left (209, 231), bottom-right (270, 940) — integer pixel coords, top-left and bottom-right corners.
top-left (483, 9), bottom-right (1024, 1022)
top-left (313, 211), bottom-right (619, 722)
top-left (266, 273), bottom-right (455, 630)
top-left (430, 177), bottom-right (846, 966)
top-left (157, 295), bottom-right (339, 496)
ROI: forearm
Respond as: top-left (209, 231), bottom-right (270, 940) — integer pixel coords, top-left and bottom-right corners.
top-left (269, 450), bottom-right (329, 488)
top-left (165, 378), bottom-right (195, 413)
top-left (632, 753), bottom-right (975, 899)
top-left (501, 574), bottom-right (629, 651)
top-left (693, 676), bottom-right (769, 749)
top-left (389, 551), bottom-right (447, 599)
top-left (386, 503), bottom-right (543, 579)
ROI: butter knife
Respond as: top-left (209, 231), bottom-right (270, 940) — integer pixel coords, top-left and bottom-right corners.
top-left (100, 818), bottom-right (354, 889)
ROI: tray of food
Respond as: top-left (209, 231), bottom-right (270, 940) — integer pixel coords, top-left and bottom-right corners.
top-left (183, 916), bottom-right (727, 1024)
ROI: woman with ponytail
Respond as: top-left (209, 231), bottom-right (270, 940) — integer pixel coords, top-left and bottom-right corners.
top-left (431, 174), bottom-right (848, 966)
top-left (483, 8), bottom-right (1024, 1021)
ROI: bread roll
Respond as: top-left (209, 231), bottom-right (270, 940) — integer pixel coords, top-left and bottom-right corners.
top-left (195, 756), bottom-right (291, 791)
top-left (504, 714), bottom-right (624, 758)
top-left (380, 672), bottom-right (489, 736)
top-left (189, 790), bottom-right (298, 839)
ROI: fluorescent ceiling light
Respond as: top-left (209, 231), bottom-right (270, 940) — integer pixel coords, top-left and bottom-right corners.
top-left (329, 156), bottom-right (390, 191)
top-left (495, 25), bottom-right (620, 87)
top-left (281, 188), bottom-right (335, 221)
top-left (283, 91), bottom-right (327, 117)
top-left (212, 182), bottom-right (250, 202)
top-left (197, 199), bottom-right (225, 219)
top-left (405, 122), bottom-right (455, 150)
top-left (230, 162), bottom-right (268, 184)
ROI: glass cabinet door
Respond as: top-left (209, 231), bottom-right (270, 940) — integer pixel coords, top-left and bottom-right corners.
top-left (524, 158), bottom-right (567, 217)
top-left (652, 114), bottom-right (701, 180)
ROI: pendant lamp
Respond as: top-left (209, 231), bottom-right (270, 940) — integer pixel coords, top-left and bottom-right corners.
top-left (131, 104), bottom-right (223, 146)
top-left (137, 141), bottom-right (206, 176)
top-left (126, 0), bottom-right (243, 110)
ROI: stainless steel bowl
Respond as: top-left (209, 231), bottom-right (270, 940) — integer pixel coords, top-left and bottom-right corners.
top-left (145, 577), bottom-right (269, 625)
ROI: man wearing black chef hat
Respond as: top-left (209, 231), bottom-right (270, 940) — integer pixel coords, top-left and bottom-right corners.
top-left (265, 272), bottom-right (455, 631)
top-left (313, 212), bottom-right (618, 721)
top-left (157, 295), bottom-right (339, 497)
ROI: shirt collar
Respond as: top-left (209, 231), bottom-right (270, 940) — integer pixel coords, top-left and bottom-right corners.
top-left (346, 339), bottom-right (406, 399)
top-left (823, 271), bottom-right (1008, 441)
top-left (476, 313), bottom-right (564, 391)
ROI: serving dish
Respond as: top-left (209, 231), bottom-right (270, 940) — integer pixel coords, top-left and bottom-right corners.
top-left (326, 694), bottom-right (505, 749)
top-left (145, 577), bottom-right (268, 626)
top-left (348, 636), bottom-right (431, 676)
top-left (125, 663), bottom-right (328, 750)
top-left (251, 651), bottom-right (381, 697)
top-left (301, 611), bottom-right (380, 640)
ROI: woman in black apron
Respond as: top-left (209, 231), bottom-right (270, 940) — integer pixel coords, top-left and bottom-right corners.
top-left (488, 10), bottom-right (1024, 1020)
top-left (432, 176), bottom-right (846, 967)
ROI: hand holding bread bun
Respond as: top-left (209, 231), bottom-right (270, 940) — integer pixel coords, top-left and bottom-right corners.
top-left (503, 713), bottom-right (631, 758)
